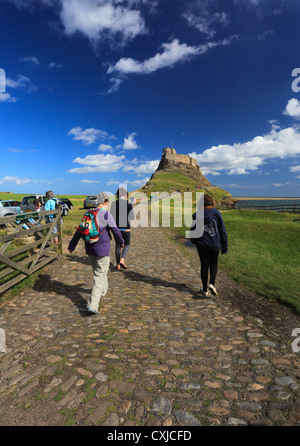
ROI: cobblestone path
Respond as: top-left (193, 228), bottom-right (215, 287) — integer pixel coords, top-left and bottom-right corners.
top-left (0, 225), bottom-right (300, 426)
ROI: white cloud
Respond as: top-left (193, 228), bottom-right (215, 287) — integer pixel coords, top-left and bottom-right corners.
top-left (0, 175), bottom-right (47, 185)
top-left (284, 98), bottom-right (300, 119)
top-left (6, 74), bottom-right (38, 92)
top-left (0, 92), bottom-right (16, 103)
top-left (184, 8), bottom-right (229, 38)
top-left (81, 179), bottom-right (101, 183)
top-left (290, 165), bottom-right (300, 172)
top-left (107, 36), bottom-right (237, 91)
top-left (108, 39), bottom-right (215, 76)
top-left (49, 62), bottom-right (64, 69)
top-left (60, 0), bottom-right (146, 45)
top-left (190, 124), bottom-right (300, 175)
top-left (118, 132), bottom-right (140, 150)
top-left (20, 55), bottom-right (40, 65)
top-left (107, 176), bottom-right (149, 187)
top-left (123, 159), bottom-right (159, 176)
top-left (272, 182), bottom-right (291, 187)
top-left (68, 127), bottom-right (111, 145)
top-left (98, 144), bottom-right (113, 152)
top-left (68, 153), bottom-right (125, 173)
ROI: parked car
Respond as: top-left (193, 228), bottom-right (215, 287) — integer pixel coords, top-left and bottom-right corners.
top-left (0, 200), bottom-right (21, 213)
top-left (20, 195), bottom-right (68, 215)
top-left (60, 198), bottom-right (73, 210)
top-left (20, 195), bottom-right (46, 212)
top-left (0, 201), bottom-right (20, 228)
top-left (83, 195), bottom-right (97, 209)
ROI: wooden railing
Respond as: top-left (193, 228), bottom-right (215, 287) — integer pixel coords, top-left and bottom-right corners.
top-left (0, 208), bottom-right (62, 294)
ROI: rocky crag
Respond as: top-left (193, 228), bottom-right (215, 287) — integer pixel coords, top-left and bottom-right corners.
top-left (141, 148), bottom-right (236, 208)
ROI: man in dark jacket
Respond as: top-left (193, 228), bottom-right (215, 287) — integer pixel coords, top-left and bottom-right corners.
top-left (68, 192), bottom-right (124, 314)
top-left (191, 194), bottom-right (228, 297)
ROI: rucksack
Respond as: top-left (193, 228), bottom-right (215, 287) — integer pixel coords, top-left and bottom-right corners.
top-left (53, 197), bottom-right (68, 217)
top-left (77, 209), bottom-right (105, 244)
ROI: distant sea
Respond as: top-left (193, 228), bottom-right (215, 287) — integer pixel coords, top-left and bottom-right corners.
top-left (234, 197), bottom-right (300, 210)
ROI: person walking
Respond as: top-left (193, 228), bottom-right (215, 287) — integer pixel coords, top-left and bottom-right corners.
top-left (44, 190), bottom-right (59, 244)
top-left (68, 192), bottom-right (124, 314)
top-left (110, 187), bottom-right (133, 270)
top-left (191, 194), bottom-right (228, 297)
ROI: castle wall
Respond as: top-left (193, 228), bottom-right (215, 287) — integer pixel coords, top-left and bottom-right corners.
top-left (164, 153), bottom-right (199, 170)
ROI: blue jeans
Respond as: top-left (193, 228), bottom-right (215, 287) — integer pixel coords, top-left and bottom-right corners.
top-left (115, 230), bottom-right (131, 263)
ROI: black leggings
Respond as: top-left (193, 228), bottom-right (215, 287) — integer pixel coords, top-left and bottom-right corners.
top-left (196, 247), bottom-right (219, 292)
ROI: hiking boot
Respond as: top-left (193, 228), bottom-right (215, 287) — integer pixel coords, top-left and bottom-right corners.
top-left (209, 284), bottom-right (218, 295)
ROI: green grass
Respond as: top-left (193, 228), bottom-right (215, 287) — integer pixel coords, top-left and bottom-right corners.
top-left (134, 171), bottom-right (232, 203)
top-left (219, 210), bottom-right (300, 312)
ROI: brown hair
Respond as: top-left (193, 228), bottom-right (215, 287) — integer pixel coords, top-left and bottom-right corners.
top-left (204, 194), bottom-right (214, 207)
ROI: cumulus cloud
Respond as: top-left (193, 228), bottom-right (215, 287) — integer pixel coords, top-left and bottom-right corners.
top-left (60, 0), bottom-right (146, 46)
top-left (123, 159), bottom-right (159, 176)
top-left (68, 153), bottom-right (125, 173)
top-left (284, 98), bottom-right (300, 119)
top-left (190, 125), bottom-right (300, 175)
top-left (117, 133), bottom-right (140, 150)
top-left (98, 144), bottom-right (113, 152)
top-left (68, 127), bottom-right (115, 145)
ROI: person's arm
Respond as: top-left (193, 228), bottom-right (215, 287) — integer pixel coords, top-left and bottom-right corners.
top-left (106, 211), bottom-right (124, 246)
top-left (68, 230), bottom-right (80, 253)
top-left (217, 212), bottom-right (228, 254)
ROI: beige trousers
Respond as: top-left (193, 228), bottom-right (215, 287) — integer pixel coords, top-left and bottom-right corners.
top-left (87, 255), bottom-right (110, 312)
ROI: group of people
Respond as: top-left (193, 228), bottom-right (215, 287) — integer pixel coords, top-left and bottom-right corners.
top-left (67, 190), bottom-right (228, 315)
top-left (68, 188), bottom-right (133, 314)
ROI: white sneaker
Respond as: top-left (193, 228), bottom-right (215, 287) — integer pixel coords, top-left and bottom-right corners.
top-left (199, 288), bottom-right (209, 297)
top-left (209, 284), bottom-right (218, 295)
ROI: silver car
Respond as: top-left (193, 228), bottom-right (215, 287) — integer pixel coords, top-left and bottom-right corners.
top-left (83, 195), bottom-right (97, 209)
top-left (20, 194), bottom-right (46, 212)
top-left (0, 201), bottom-right (20, 228)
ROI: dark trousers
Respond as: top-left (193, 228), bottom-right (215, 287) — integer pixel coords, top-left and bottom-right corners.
top-left (196, 247), bottom-right (219, 292)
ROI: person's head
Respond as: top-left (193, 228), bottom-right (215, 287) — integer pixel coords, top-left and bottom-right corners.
top-left (204, 194), bottom-right (214, 208)
top-left (97, 192), bottom-right (109, 208)
top-left (46, 190), bottom-right (54, 199)
top-left (116, 187), bottom-right (128, 199)
top-left (34, 198), bottom-right (42, 207)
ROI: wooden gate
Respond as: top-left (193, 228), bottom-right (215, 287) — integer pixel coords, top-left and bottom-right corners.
top-left (0, 208), bottom-right (62, 294)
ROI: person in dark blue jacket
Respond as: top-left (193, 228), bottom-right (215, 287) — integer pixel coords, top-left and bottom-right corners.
top-left (191, 194), bottom-right (228, 297)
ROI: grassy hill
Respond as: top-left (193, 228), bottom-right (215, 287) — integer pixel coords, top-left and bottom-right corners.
top-left (135, 170), bottom-right (235, 207)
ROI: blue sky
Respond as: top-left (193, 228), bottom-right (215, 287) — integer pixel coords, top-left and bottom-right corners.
top-left (1, 0), bottom-right (300, 197)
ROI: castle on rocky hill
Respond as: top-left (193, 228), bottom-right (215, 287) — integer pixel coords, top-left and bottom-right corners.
top-left (152, 147), bottom-right (212, 187)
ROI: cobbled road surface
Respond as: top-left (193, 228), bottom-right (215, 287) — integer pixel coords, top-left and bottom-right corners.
top-left (0, 225), bottom-right (300, 426)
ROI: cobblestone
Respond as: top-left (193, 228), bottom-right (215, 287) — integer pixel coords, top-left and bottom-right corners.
top-left (0, 225), bottom-right (300, 426)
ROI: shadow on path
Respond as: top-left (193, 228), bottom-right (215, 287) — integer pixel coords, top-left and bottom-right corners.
top-left (123, 270), bottom-right (199, 297)
top-left (33, 274), bottom-right (93, 317)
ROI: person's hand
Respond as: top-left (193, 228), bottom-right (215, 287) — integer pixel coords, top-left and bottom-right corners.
top-left (120, 244), bottom-right (124, 248)
top-left (68, 249), bottom-right (74, 253)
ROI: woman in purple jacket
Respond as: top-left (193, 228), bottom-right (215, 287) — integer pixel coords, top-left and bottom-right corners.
top-left (68, 192), bottom-right (124, 314)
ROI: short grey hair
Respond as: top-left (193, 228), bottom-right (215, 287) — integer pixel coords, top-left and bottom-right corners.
top-left (46, 190), bottom-right (54, 199)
